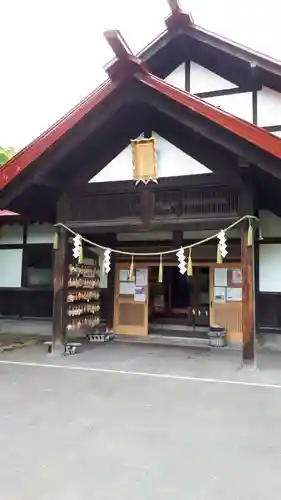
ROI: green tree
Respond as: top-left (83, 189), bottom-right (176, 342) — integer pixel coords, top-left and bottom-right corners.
top-left (0, 146), bottom-right (17, 167)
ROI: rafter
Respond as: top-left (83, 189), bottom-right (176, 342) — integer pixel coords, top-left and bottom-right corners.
top-left (165, 0), bottom-right (194, 30)
top-left (104, 30), bottom-right (133, 60)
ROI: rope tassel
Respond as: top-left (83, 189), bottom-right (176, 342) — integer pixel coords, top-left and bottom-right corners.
top-left (53, 232), bottom-right (59, 250)
top-left (158, 254), bottom-right (163, 283)
top-left (217, 244), bottom-right (223, 264)
top-left (247, 220), bottom-right (253, 247)
top-left (187, 249), bottom-right (193, 276)
top-left (129, 256), bottom-right (134, 281)
top-left (78, 243), bottom-right (84, 264)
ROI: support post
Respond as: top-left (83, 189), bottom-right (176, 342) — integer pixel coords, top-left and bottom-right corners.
top-left (241, 222), bottom-right (255, 364)
top-left (52, 226), bottom-right (68, 353)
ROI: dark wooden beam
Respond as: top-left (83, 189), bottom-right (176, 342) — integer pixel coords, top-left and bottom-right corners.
top-left (67, 216), bottom-right (239, 234)
top-left (65, 173), bottom-right (224, 197)
top-left (52, 226), bottom-right (68, 352)
top-left (241, 222), bottom-right (255, 364)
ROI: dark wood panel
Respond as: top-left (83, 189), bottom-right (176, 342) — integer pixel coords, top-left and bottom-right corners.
top-left (257, 292), bottom-right (281, 332)
top-left (0, 290), bottom-right (53, 318)
top-left (58, 185), bottom-right (240, 225)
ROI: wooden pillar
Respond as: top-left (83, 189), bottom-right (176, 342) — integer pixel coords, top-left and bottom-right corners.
top-left (241, 223), bottom-right (255, 363)
top-left (52, 226), bottom-right (68, 352)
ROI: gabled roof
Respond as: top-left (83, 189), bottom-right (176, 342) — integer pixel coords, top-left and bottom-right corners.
top-left (1, 0), bottom-right (281, 218)
top-left (138, 1), bottom-right (281, 91)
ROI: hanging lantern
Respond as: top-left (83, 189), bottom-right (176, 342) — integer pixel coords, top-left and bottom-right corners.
top-left (176, 247), bottom-right (187, 275)
top-left (103, 249), bottom-right (111, 274)
top-left (217, 230), bottom-right (228, 259)
top-left (73, 234), bottom-right (82, 260)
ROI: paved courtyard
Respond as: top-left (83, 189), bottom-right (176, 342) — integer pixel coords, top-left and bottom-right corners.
top-left (1, 342), bottom-right (281, 499)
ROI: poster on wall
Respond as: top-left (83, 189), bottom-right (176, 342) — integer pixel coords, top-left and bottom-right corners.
top-left (231, 269), bottom-right (243, 285)
top-left (227, 287), bottom-right (242, 302)
top-left (214, 286), bottom-right (226, 303)
top-left (135, 269), bottom-right (148, 286)
top-left (134, 286), bottom-right (146, 302)
top-left (214, 268), bottom-right (228, 287)
top-left (119, 269), bottom-right (130, 282)
top-left (119, 281), bottom-right (135, 295)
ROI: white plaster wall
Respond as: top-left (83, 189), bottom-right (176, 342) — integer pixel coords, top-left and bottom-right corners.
top-left (0, 224), bottom-right (23, 245)
top-left (190, 62), bottom-right (237, 94)
top-left (259, 244), bottom-right (281, 292)
top-left (164, 63), bottom-right (185, 90)
top-left (90, 132), bottom-right (211, 183)
top-left (257, 87), bottom-right (281, 127)
top-left (204, 92), bottom-right (253, 122)
top-left (27, 223), bottom-right (54, 244)
top-left (0, 249), bottom-right (23, 287)
top-left (259, 210), bottom-right (281, 238)
top-left (272, 131), bottom-right (281, 137)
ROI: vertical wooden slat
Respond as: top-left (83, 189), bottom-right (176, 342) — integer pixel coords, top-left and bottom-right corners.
top-left (52, 227), bottom-right (68, 352)
top-left (241, 223), bottom-right (255, 362)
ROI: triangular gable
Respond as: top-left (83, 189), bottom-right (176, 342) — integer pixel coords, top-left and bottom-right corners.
top-left (89, 132), bottom-right (212, 183)
top-left (164, 63), bottom-right (185, 91)
top-left (190, 62), bottom-right (237, 94)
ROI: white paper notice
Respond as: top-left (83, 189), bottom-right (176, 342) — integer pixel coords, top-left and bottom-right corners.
top-left (119, 281), bottom-right (135, 295)
top-left (214, 268), bottom-right (228, 287)
top-left (135, 269), bottom-right (148, 286)
top-left (227, 287), bottom-right (242, 302)
top-left (119, 269), bottom-right (130, 282)
top-left (214, 286), bottom-right (226, 303)
top-left (134, 285), bottom-right (146, 302)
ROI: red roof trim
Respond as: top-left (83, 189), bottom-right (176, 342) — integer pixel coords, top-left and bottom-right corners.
top-left (138, 72), bottom-right (281, 160)
top-left (0, 210), bottom-right (18, 216)
top-left (0, 78), bottom-right (117, 191)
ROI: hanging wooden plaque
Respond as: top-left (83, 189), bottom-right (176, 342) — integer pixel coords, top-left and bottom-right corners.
top-left (131, 137), bottom-right (158, 185)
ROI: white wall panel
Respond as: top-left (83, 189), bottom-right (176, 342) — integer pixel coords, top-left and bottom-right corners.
top-left (190, 62), bottom-right (237, 94)
top-left (0, 249), bottom-right (23, 287)
top-left (204, 92), bottom-right (253, 122)
top-left (271, 131), bottom-right (281, 137)
top-left (257, 87), bottom-right (281, 127)
top-left (164, 63), bottom-right (185, 90)
top-left (27, 223), bottom-right (54, 244)
top-left (0, 224), bottom-right (23, 245)
top-left (259, 244), bottom-right (281, 292)
top-left (90, 132), bottom-right (211, 183)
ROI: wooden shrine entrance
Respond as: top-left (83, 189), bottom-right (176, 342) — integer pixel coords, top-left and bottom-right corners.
top-left (113, 261), bottom-right (244, 342)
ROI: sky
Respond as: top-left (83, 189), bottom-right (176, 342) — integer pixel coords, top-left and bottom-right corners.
top-left (1, 0), bottom-right (281, 148)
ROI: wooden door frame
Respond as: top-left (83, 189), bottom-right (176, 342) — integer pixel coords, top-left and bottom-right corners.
top-left (114, 263), bottom-right (150, 336)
